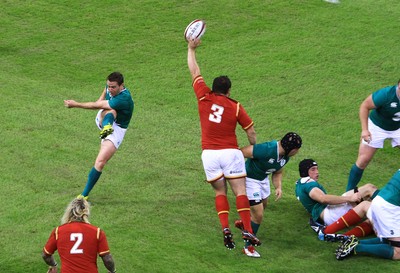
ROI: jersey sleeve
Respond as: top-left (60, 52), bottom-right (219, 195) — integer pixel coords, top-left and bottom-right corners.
top-left (192, 76), bottom-right (211, 99)
top-left (371, 86), bottom-right (391, 108)
top-left (43, 227), bottom-right (58, 255)
top-left (237, 103), bottom-right (254, 130)
top-left (252, 142), bottom-right (272, 160)
top-left (97, 228), bottom-right (111, 257)
top-left (303, 182), bottom-right (317, 194)
top-left (108, 95), bottom-right (129, 111)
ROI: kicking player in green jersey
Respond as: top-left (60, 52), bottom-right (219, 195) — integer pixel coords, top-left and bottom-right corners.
top-left (64, 72), bottom-right (134, 199)
top-left (234, 132), bottom-right (302, 257)
top-left (336, 169), bottom-right (400, 260)
top-left (347, 80), bottom-right (400, 191)
top-left (295, 159), bottom-right (379, 241)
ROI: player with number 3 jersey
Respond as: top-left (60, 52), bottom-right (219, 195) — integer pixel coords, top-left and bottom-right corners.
top-left (347, 80), bottom-right (400, 191)
top-left (187, 37), bottom-right (260, 251)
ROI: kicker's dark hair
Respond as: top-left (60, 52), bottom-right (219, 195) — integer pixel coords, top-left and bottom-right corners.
top-left (107, 72), bottom-right (124, 86)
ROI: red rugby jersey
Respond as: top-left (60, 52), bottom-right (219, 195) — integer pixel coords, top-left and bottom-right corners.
top-left (193, 76), bottom-right (253, 150)
top-left (43, 222), bottom-right (110, 273)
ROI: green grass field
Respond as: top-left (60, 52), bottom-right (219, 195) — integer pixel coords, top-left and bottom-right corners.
top-left (1, 0), bottom-right (400, 272)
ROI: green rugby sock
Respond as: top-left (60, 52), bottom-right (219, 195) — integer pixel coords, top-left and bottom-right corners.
top-left (357, 240), bottom-right (394, 259)
top-left (251, 221), bottom-right (260, 235)
top-left (346, 164), bottom-right (364, 191)
top-left (82, 167), bottom-right (102, 196)
top-left (102, 112), bottom-right (114, 127)
top-left (245, 221), bottom-right (260, 247)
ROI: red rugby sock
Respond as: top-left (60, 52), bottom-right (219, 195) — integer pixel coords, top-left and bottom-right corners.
top-left (344, 220), bottom-right (374, 237)
top-left (215, 195), bottom-right (230, 229)
top-left (324, 209), bottom-right (362, 234)
top-left (236, 195), bottom-right (253, 233)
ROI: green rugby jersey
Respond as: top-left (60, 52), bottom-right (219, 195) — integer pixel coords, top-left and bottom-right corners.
top-left (245, 140), bottom-right (290, 181)
top-left (370, 85), bottom-right (400, 131)
top-left (106, 88), bottom-right (134, 129)
top-left (379, 169), bottom-right (400, 206)
top-left (295, 177), bottom-right (327, 221)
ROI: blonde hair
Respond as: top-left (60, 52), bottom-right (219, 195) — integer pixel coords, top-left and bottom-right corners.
top-left (61, 198), bottom-right (91, 224)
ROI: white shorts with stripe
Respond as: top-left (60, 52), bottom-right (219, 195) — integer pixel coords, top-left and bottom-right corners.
top-left (322, 203), bottom-right (353, 226)
top-left (96, 110), bottom-right (127, 149)
top-left (245, 176), bottom-right (271, 202)
top-left (201, 149), bottom-right (246, 182)
top-left (367, 195), bottom-right (400, 239)
top-left (363, 118), bottom-right (400, 148)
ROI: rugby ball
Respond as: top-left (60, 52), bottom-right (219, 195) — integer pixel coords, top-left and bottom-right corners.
top-left (184, 19), bottom-right (206, 41)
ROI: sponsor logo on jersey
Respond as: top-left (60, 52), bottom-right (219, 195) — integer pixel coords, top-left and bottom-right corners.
top-left (390, 102), bottom-right (398, 108)
top-left (265, 169), bottom-right (276, 174)
top-left (268, 158), bottom-right (275, 164)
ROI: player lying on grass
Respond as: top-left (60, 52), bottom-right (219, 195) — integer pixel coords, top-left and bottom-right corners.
top-left (295, 159), bottom-right (380, 241)
top-left (336, 169), bottom-right (400, 261)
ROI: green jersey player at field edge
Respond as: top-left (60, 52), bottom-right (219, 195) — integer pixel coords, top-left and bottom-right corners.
top-left (336, 169), bottom-right (400, 261)
top-left (64, 72), bottom-right (134, 199)
top-left (234, 132), bottom-right (302, 258)
top-left (347, 80), bottom-right (400, 191)
top-left (295, 159), bottom-right (379, 241)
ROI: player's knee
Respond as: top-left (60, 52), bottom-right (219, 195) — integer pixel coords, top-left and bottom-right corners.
top-left (355, 159), bottom-right (369, 169)
top-left (94, 160), bottom-right (107, 171)
top-left (392, 247), bottom-right (400, 260)
top-left (358, 200), bottom-right (371, 213)
top-left (360, 183), bottom-right (378, 195)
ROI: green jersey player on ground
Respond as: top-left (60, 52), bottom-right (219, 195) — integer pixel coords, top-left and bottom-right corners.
top-left (64, 72), bottom-right (134, 199)
top-left (347, 80), bottom-right (400, 191)
top-left (234, 132), bottom-right (302, 258)
top-left (336, 169), bottom-right (400, 260)
top-left (295, 159), bottom-right (379, 241)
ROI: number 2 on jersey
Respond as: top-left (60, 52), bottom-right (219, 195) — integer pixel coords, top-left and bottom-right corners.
top-left (209, 104), bottom-right (224, 123)
top-left (70, 233), bottom-right (84, 254)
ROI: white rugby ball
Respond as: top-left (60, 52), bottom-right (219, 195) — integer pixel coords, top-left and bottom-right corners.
top-left (184, 19), bottom-right (206, 41)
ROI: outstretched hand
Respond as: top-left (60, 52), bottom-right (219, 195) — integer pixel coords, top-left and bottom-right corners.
top-left (64, 100), bottom-right (77, 108)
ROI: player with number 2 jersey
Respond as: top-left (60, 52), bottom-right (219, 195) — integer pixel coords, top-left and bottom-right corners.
top-left (42, 198), bottom-right (115, 273)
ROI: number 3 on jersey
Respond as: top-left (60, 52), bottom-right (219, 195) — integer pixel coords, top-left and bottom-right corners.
top-left (70, 233), bottom-right (84, 254)
top-left (209, 104), bottom-right (224, 123)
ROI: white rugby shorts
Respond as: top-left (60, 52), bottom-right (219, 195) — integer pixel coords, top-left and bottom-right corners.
top-left (363, 118), bottom-right (400, 148)
top-left (201, 149), bottom-right (246, 182)
top-left (322, 202), bottom-right (353, 226)
top-left (367, 195), bottom-right (400, 239)
top-left (96, 110), bottom-right (127, 149)
top-left (245, 176), bottom-right (271, 202)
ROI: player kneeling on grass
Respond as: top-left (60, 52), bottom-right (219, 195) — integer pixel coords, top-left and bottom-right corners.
top-left (42, 197), bottom-right (116, 273)
top-left (336, 169), bottom-right (400, 261)
top-left (234, 132), bottom-right (302, 258)
top-left (295, 159), bottom-right (380, 242)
